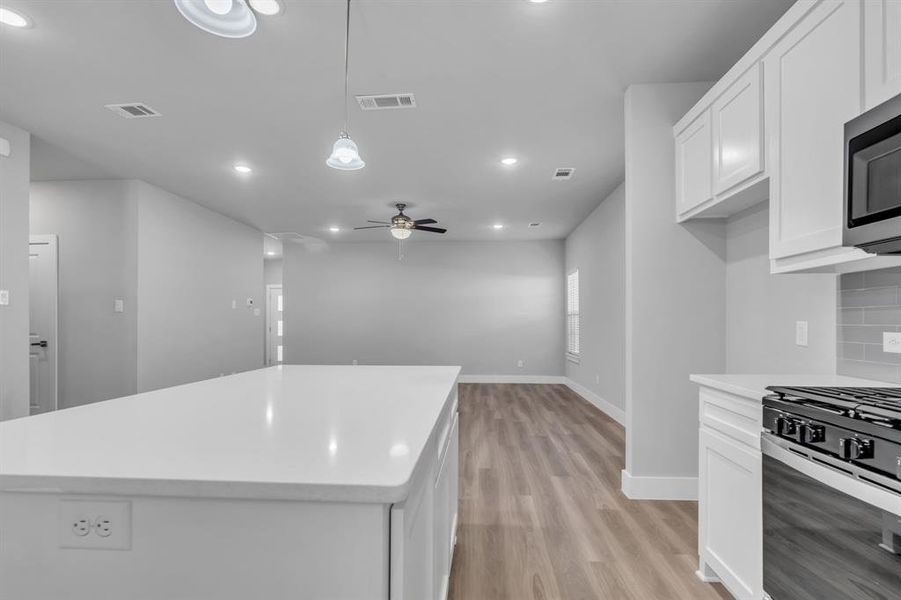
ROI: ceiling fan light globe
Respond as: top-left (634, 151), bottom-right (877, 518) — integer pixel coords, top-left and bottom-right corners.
top-left (204, 0), bottom-right (233, 15)
top-left (174, 0), bottom-right (257, 38)
top-left (391, 227), bottom-right (412, 240)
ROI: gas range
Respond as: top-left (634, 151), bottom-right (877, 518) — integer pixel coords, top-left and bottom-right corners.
top-left (763, 386), bottom-right (901, 482)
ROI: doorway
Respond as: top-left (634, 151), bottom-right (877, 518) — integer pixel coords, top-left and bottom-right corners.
top-left (29, 234), bottom-right (58, 414)
top-left (266, 284), bottom-right (283, 366)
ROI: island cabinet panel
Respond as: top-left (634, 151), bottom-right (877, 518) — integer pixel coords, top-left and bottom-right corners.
top-left (766, 0), bottom-right (863, 266)
top-left (675, 109), bottom-right (714, 219)
top-left (864, 0), bottom-right (901, 110)
top-left (697, 386), bottom-right (763, 600)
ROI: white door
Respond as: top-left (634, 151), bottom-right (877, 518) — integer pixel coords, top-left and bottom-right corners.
top-left (265, 285), bottom-right (283, 365)
top-left (29, 235), bottom-right (58, 415)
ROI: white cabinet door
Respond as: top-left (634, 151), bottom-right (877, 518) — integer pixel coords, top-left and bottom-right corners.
top-left (675, 109), bottom-right (713, 218)
top-left (432, 412), bottom-right (458, 600)
top-left (766, 0), bottom-right (862, 260)
top-left (712, 63), bottom-right (764, 195)
top-left (864, 0), bottom-right (901, 110)
top-left (699, 427), bottom-right (762, 600)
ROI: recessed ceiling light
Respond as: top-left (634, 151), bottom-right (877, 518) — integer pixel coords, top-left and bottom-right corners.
top-left (266, 251), bottom-right (276, 256)
top-left (174, 0), bottom-right (257, 38)
top-left (493, 224), bottom-right (504, 230)
top-left (233, 164), bottom-right (252, 174)
top-left (0, 7), bottom-right (31, 28)
top-left (529, 0), bottom-right (549, 3)
top-left (248, 0), bottom-right (281, 16)
top-left (501, 157), bottom-right (518, 166)
top-left (329, 226), bottom-right (341, 233)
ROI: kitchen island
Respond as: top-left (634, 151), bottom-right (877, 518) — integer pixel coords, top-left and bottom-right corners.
top-left (0, 365), bottom-right (461, 600)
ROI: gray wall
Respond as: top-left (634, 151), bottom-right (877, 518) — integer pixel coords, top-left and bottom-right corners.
top-left (725, 203), bottom-right (837, 374)
top-left (30, 180), bottom-right (139, 408)
top-left (838, 268), bottom-right (901, 383)
top-left (0, 120), bottom-right (30, 420)
top-left (624, 83), bottom-right (726, 482)
top-left (264, 259), bottom-right (283, 286)
top-left (135, 181), bottom-right (264, 392)
top-left (564, 182), bottom-right (626, 410)
top-left (283, 240), bottom-right (565, 376)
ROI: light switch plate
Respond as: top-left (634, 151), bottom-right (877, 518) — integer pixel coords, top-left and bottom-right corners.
top-left (0, 290), bottom-right (8, 306)
top-left (795, 321), bottom-right (809, 347)
top-left (884, 332), bottom-right (901, 354)
top-left (58, 499), bottom-right (131, 550)
top-left (114, 299), bottom-right (124, 313)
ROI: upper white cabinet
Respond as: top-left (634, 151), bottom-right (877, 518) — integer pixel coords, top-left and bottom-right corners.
top-left (712, 63), bottom-right (764, 196)
top-left (675, 110), bottom-right (713, 219)
top-left (864, 0), bottom-right (901, 110)
top-left (766, 0), bottom-right (864, 271)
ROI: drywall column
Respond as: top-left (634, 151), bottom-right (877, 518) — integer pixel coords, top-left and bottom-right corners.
top-left (0, 120), bottom-right (30, 421)
top-left (623, 83), bottom-right (726, 500)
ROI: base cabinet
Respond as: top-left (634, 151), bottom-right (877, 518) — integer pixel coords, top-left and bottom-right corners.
top-left (697, 387), bottom-right (763, 600)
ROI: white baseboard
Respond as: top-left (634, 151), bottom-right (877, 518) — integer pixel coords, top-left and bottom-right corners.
top-left (563, 378), bottom-right (626, 425)
top-left (457, 375), bottom-right (566, 384)
top-left (621, 469), bottom-right (698, 501)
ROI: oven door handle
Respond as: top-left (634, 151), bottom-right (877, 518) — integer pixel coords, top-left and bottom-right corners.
top-left (762, 433), bottom-right (901, 517)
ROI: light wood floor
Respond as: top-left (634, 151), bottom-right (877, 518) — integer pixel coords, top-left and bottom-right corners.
top-left (447, 383), bottom-right (731, 600)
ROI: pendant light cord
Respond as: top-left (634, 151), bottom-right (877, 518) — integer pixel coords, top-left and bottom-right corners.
top-left (343, 0), bottom-right (351, 133)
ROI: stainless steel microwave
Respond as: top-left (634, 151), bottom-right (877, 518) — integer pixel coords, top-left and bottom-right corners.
top-left (843, 93), bottom-right (901, 255)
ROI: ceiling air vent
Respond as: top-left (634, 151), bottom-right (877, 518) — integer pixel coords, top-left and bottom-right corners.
top-left (105, 103), bottom-right (161, 119)
top-left (552, 167), bottom-right (575, 181)
top-left (267, 232), bottom-right (305, 243)
top-left (528, 222), bottom-right (542, 228)
top-left (356, 93), bottom-right (417, 111)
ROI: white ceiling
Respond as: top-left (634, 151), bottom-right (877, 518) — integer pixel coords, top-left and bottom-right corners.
top-left (0, 0), bottom-right (792, 241)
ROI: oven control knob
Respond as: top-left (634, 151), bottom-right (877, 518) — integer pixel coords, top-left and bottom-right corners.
top-left (776, 417), bottom-right (797, 436)
top-left (850, 438), bottom-right (874, 460)
top-left (838, 438), bottom-right (852, 459)
top-left (802, 424), bottom-right (825, 443)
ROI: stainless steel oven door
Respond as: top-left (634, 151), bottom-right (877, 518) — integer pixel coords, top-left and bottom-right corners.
top-left (762, 434), bottom-right (901, 600)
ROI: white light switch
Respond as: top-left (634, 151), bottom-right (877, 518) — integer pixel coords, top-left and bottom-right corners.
top-left (0, 290), bottom-right (8, 306)
top-left (884, 332), bottom-right (901, 354)
top-left (114, 298), bottom-right (124, 313)
top-left (795, 321), bottom-right (808, 347)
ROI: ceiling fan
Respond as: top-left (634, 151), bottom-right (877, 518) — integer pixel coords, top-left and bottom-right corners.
top-left (354, 204), bottom-right (447, 240)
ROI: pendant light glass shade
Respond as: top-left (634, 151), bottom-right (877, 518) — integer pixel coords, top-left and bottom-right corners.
top-left (173, 0), bottom-right (257, 38)
top-left (326, 132), bottom-right (365, 170)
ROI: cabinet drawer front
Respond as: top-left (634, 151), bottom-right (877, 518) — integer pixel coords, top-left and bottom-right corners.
top-left (766, 0), bottom-right (862, 259)
top-left (699, 387), bottom-right (762, 449)
top-left (713, 63), bottom-right (764, 195)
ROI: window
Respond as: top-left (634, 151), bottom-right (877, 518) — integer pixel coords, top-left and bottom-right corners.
top-left (566, 270), bottom-right (580, 359)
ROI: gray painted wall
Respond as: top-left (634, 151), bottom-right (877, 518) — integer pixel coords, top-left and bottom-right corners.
top-left (0, 120), bottom-right (30, 420)
top-left (838, 268), bottom-right (901, 384)
top-left (30, 180), bottom-right (139, 408)
top-left (624, 83), bottom-right (726, 481)
top-left (283, 240), bottom-right (565, 376)
top-left (725, 203), bottom-right (836, 374)
top-left (564, 182), bottom-right (626, 410)
top-left (264, 259), bottom-right (283, 286)
top-left (135, 181), bottom-right (264, 392)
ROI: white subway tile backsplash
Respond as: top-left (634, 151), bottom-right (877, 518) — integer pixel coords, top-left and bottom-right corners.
top-left (838, 267), bottom-right (901, 384)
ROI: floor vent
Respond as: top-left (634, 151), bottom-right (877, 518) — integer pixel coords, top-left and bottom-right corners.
top-left (356, 94), bottom-right (416, 111)
top-left (552, 167), bottom-right (575, 181)
top-left (105, 103), bottom-right (161, 119)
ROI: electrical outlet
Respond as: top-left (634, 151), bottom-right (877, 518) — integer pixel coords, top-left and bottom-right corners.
top-left (114, 298), bottom-right (124, 313)
top-left (517, 360), bottom-right (524, 368)
top-left (885, 332), bottom-right (901, 354)
top-left (0, 289), bottom-right (9, 306)
top-left (795, 321), bottom-right (808, 347)
top-left (352, 359), bottom-right (358, 366)
top-left (231, 300), bottom-right (237, 309)
top-left (59, 500), bottom-right (131, 550)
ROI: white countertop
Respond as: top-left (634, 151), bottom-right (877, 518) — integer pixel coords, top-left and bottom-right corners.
top-left (0, 365), bottom-right (460, 503)
top-left (690, 373), bottom-right (899, 400)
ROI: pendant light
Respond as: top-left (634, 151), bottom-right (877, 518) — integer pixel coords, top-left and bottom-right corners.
top-left (326, 0), bottom-right (365, 171)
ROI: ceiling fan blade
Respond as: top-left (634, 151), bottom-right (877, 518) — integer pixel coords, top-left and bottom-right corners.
top-left (367, 220), bottom-right (391, 225)
top-left (353, 225), bottom-right (390, 230)
top-left (413, 225), bottom-right (447, 234)
top-left (414, 218), bottom-right (437, 225)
